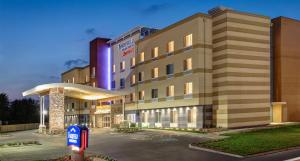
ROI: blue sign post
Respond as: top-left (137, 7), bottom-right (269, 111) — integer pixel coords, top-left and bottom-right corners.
top-left (67, 125), bottom-right (81, 148)
top-left (67, 125), bottom-right (89, 161)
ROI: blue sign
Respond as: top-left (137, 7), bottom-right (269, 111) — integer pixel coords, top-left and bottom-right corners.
top-left (67, 125), bottom-right (81, 148)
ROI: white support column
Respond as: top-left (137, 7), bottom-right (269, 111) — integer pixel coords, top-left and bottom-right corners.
top-left (39, 96), bottom-right (43, 127)
top-left (39, 95), bottom-right (46, 134)
top-left (42, 96), bottom-right (45, 126)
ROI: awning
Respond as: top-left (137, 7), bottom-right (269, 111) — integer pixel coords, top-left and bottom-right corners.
top-left (22, 83), bottom-right (128, 100)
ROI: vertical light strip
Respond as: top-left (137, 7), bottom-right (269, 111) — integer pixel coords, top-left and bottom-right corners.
top-left (107, 47), bottom-right (111, 90)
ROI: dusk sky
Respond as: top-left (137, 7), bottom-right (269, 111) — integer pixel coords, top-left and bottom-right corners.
top-left (1, 0), bottom-right (300, 100)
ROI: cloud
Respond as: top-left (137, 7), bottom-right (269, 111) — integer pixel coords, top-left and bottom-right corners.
top-left (141, 3), bottom-right (170, 15)
top-left (64, 59), bottom-right (88, 68)
top-left (85, 28), bottom-right (97, 35)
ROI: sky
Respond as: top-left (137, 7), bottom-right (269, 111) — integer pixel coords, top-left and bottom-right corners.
top-left (0, 0), bottom-right (300, 100)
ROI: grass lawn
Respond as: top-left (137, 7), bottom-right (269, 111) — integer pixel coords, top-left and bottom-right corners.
top-left (195, 124), bottom-right (300, 156)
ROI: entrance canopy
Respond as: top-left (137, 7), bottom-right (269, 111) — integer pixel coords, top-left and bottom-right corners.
top-left (23, 83), bottom-right (128, 100)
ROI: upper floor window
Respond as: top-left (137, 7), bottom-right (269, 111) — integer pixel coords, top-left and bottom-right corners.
top-left (112, 65), bottom-right (116, 73)
top-left (151, 89), bottom-right (158, 99)
top-left (131, 74), bottom-right (136, 85)
top-left (166, 64), bottom-right (174, 75)
top-left (166, 85), bottom-right (174, 97)
top-left (92, 67), bottom-right (96, 78)
top-left (167, 41), bottom-right (174, 53)
top-left (138, 71), bottom-right (144, 82)
top-left (84, 102), bottom-right (88, 108)
top-left (130, 93), bottom-right (135, 102)
top-left (152, 47), bottom-right (159, 58)
top-left (120, 78), bottom-right (125, 89)
top-left (151, 67), bottom-right (159, 79)
top-left (111, 80), bottom-right (115, 89)
top-left (131, 57), bottom-right (136, 67)
top-left (184, 34), bottom-right (193, 47)
top-left (184, 58), bottom-right (192, 71)
top-left (138, 90), bottom-right (145, 100)
top-left (184, 82), bottom-right (193, 95)
top-left (140, 52), bottom-right (145, 62)
top-left (120, 61), bottom-right (125, 71)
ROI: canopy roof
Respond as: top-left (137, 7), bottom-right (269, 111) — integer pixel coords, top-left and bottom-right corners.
top-left (22, 83), bottom-right (128, 100)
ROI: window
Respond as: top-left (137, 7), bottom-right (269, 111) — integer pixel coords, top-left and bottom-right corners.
top-left (84, 102), bottom-right (88, 108)
top-left (151, 89), bottom-right (158, 98)
top-left (140, 52), bottom-right (145, 62)
top-left (184, 58), bottom-right (192, 71)
top-left (184, 82), bottom-right (193, 95)
top-left (166, 64), bottom-right (174, 75)
top-left (142, 111), bottom-right (148, 123)
top-left (151, 67), bottom-right (159, 78)
top-left (67, 79), bottom-right (70, 83)
top-left (112, 65), bottom-right (116, 73)
top-left (139, 91), bottom-right (145, 100)
top-left (85, 75), bottom-right (89, 82)
top-left (131, 57), bottom-right (136, 67)
top-left (131, 74), bottom-right (136, 85)
top-left (167, 41), bottom-right (174, 53)
top-left (92, 67), bottom-right (96, 78)
top-left (72, 77), bottom-right (75, 83)
top-left (138, 72), bottom-right (144, 82)
top-left (111, 80), bottom-right (115, 89)
top-left (71, 103), bottom-right (75, 109)
top-left (130, 93), bottom-right (135, 102)
top-left (152, 47), bottom-right (159, 58)
top-left (93, 82), bottom-right (96, 87)
top-left (184, 34), bottom-right (193, 47)
top-left (120, 78), bottom-right (125, 89)
top-left (120, 61), bottom-right (125, 71)
top-left (187, 107), bottom-right (197, 123)
top-left (166, 85), bottom-right (174, 97)
top-left (170, 109), bottom-right (178, 123)
top-left (155, 111), bottom-right (161, 123)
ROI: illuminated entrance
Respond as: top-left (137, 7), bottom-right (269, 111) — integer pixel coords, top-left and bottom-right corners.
top-left (23, 83), bottom-right (128, 133)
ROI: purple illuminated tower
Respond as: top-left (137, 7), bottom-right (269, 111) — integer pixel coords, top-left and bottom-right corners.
top-left (89, 38), bottom-right (111, 90)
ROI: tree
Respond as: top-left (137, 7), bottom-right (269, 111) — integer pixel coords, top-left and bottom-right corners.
top-left (0, 93), bottom-right (9, 124)
top-left (9, 98), bottom-right (39, 124)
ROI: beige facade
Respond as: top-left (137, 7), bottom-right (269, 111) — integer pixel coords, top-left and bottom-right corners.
top-left (210, 8), bottom-right (271, 128)
top-left (60, 7), bottom-right (272, 129)
top-left (61, 65), bottom-right (90, 85)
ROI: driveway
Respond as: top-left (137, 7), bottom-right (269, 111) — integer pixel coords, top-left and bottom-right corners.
top-left (0, 129), bottom-right (299, 161)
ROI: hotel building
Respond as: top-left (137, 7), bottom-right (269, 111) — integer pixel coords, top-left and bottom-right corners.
top-left (24, 6), bottom-right (300, 133)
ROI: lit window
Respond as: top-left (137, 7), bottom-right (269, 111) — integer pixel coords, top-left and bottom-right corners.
top-left (184, 34), bottom-right (193, 47)
top-left (140, 52), bottom-right (145, 62)
top-left (72, 77), bottom-right (75, 84)
top-left (187, 107), bottom-right (197, 123)
top-left (67, 79), bottom-right (70, 83)
top-left (130, 93), bottom-right (135, 102)
top-left (166, 64), bottom-right (174, 75)
top-left (141, 111), bottom-right (148, 123)
top-left (170, 109), bottom-right (178, 123)
top-left (139, 90), bottom-right (145, 100)
top-left (85, 75), bottom-right (89, 82)
top-left (155, 111), bottom-right (161, 123)
top-left (112, 65), bottom-right (116, 73)
top-left (167, 41), bottom-right (174, 53)
top-left (131, 74), bottom-right (136, 85)
top-left (166, 85), bottom-right (174, 97)
top-left (151, 67), bottom-right (159, 78)
top-left (152, 47), bottom-right (159, 58)
top-left (151, 89), bottom-right (158, 98)
top-left (184, 58), bottom-right (192, 71)
top-left (120, 61), bottom-right (125, 71)
top-left (138, 72), bottom-right (144, 82)
top-left (184, 82), bottom-right (193, 95)
top-left (93, 82), bottom-right (96, 87)
top-left (92, 67), bottom-right (96, 78)
top-left (131, 57), bottom-right (136, 67)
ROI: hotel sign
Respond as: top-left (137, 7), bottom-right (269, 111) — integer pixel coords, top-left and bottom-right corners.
top-left (118, 38), bottom-right (134, 56)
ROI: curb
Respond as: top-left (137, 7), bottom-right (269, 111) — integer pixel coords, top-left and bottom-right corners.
top-left (188, 144), bottom-right (244, 158)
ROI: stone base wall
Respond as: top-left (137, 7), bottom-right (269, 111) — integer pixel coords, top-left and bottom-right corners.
top-left (49, 88), bottom-right (65, 133)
